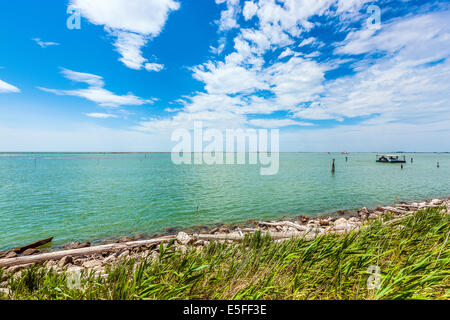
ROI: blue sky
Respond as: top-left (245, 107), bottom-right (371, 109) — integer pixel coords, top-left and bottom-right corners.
top-left (0, 0), bottom-right (449, 151)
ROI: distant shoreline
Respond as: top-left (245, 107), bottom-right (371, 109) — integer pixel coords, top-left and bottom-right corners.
top-left (1, 152), bottom-right (449, 154)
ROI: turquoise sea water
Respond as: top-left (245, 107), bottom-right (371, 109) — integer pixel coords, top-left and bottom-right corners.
top-left (0, 153), bottom-right (449, 250)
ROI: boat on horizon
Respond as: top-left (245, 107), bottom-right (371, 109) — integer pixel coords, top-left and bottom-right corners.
top-left (376, 154), bottom-right (406, 163)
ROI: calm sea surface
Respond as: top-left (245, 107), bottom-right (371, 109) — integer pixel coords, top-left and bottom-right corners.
top-left (0, 153), bottom-right (449, 250)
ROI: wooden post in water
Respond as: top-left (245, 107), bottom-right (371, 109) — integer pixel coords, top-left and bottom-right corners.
top-left (401, 164), bottom-right (403, 170)
top-left (437, 162), bottom-right (440, 168)
top-left (345, 156), bottom-right (348, 162)
top-left (331, 159), bottom-right (335, 174)
top-left (411, 157), bottom-right (413, 163)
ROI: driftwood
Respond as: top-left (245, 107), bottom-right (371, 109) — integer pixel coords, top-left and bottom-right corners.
top-left (0, 237), bottom-right (55, 258)
top-left (12, 237), bottom-right (54, 254)
top-left (381, 207), bottom-right (407, 215)
top-left (383, 212), bottom-right (414, 226)
top-left (257, 221), bottom-right (309, 232)
top-left (0, 236), bottom-right (175, 268)
top-left (196, 231), bottom-right (311, 241)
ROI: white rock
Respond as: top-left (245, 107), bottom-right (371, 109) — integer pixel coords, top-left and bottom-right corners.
top-left (431, 199), bottom-right (442, 205)
top-left (0, 288), bottom-right (10, 296)
top-left (334, 218), bottom-right (347, 226)
top-left (176, 232), bottom-right (192, 245)
top-left (45, 260), bottom-right (57, 268)
top-left (194, 240), bottom-right (205, 246)
top-left (82, 260), bottom-right (102, 269)
top-left (333, 224), bottom-right (348, 231)
top-left (117, 250), bottom-right (130, 260)
top-left (103, 254), bottom-right (116, 265)
top-left (58, 256), bottom-right (73, 267)
top-left (93, 266), bottom-right (104, 272)
top-left (66, 266), bottom-right (83, 273)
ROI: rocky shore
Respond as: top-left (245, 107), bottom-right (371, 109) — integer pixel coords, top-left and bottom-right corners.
top-left (1, 196), bottom-right (449, 286)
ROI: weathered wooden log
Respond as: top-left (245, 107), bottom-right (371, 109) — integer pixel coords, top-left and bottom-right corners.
top-left (381, 206), bottom-right (406, 215)
top-left (195, 231), bottom-right (309, 241)
top-left (383, 213), bottom-right (414, 226)
top-left (257, 221), bottom-right (309, 232)
top-left (12, 237), bottom-right (54, 254)
top-left (0, 236), bottom-right (175, 268)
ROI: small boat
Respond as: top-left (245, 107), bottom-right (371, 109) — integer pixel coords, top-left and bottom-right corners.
top-left (376, 154), bottom-right (406, 163)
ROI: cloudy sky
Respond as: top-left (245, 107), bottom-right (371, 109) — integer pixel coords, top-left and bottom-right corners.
top-left (0, 0), bottom-right (449, 151)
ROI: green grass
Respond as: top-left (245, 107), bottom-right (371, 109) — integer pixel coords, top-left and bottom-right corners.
top-left (1, 207), bottom-right (449, 300)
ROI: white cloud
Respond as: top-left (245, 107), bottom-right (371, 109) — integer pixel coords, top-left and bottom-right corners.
top-left (192, 61), bottom-right (268, 95)
top-left (144, 62), bottom-right (164, 72)
top-left (278, 48), bottom-right (296, 59)
top-left (298, 37), bottom-right (316, 47)
top-left (249, 118), bottom-right (313, 128)
top-left (243, 1), bottom-right (258, 20)
top-left (246, 0), bottom-right (367, 37)
top-left (32, 38), bottom-right (60, 48)
top-left (335, 11), bottom-right (450, 57)
top-left (0, 79), bottom-right (20, 93)
top-left (85, 113), bottom-right (118, 118)
top-left (216, 0), bottom-right (240, 31)
top-left (131, 1), bottom-right (450, 153)
top-left (61, 68), bottom-right (104, 86)
top-left (69, 0), bottom-right (179, 70)
top-left (133, 0), bottom-right (343, 132)
top-left (210, 37), bottom-right (227, 55)
top-left (279, 118), bottom-right (450, 152)
top-left (292, 10), bottom-right (450, 125)
top-left (39, 68), bottom-right (153, 107)
top-left (113, 31), bottom-right (148, 70)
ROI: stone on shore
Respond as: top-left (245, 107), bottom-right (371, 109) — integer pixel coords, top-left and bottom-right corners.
top-left (82, 260), bottom-right (102, 268)
top-left (5, 251), bottom-right (17, 259)
top-left (22, 248), bottom-right (40, 256)
top-left (63, 241), bottom-right (91, 250)
top-left (333, 217), bottom-right (358, 233)
top-left (6, 263), bottom-right (33, 274)
top-left (67, 266), bottom-right (83, 274)
top-left (430, 199), bottom-right (442, 205)
top-left (0, 288), bottom-right (10, 296)
top-left (58, 256), bottom-right (73, 267)
top-left (117, 250), bottom-right (130, 260)
top-left (176, 232), bottom-right (193, 245)
top-left (334, 218), bottom-right (347, 226)
top-left (103, 254), bottom-right (116, 265)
